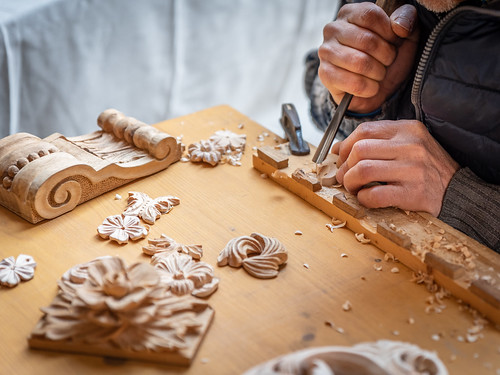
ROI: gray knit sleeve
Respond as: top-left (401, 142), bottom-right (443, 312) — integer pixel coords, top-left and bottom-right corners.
top-left (438, 167), bottom-right (500, 252)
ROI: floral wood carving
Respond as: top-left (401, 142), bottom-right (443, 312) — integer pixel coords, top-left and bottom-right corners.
top-left (143, 234), bottom-right (203, 260)
top-left (97, 214), bottom-right (149, 244)
top-left (243, 340), bottom-right (448, 375)
top-left (217, 233), bottom-right (288, 278)
top-left (188, 140), bottom-right (222, 166)
top-left (0, 254), bottom-right (37, 287)
top-left (28, 256), bottom-right (214, 365)
top-left (152, 252), bottom-right (219, 298)
top-left (0, 109), bottom-right (181, 223)
top-left (123, 191), bottom-right (180, 224)
top-left (209, 130), bottom-right (246, 152)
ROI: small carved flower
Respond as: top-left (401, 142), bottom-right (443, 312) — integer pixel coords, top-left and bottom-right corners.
top-left (124, 191), bottom-right (180, 225)
top-left (143, 234), bottom-right (203, 260)
top-left (152, 252), bottom-right (219, 298)
top-left (217, 233), bottom-right (287, 279)
top-left (0, 254), bottom-right (37, 287)
top-left (209, 130), bottom-right (246, 152)
top-left (97, 214), bottom-right (148, 244)
top-left (188, 140), bottom-right (222, 166)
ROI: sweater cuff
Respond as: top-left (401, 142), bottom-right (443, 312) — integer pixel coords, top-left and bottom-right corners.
top-left (439, 167), bottom-right (500, 252)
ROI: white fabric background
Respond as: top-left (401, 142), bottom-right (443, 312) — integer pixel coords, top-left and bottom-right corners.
top-left (0, 0), bottom-right (339, 145)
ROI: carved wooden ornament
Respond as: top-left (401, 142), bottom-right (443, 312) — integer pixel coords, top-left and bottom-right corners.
top-left (0, 254), bottom-right (37, 287)
top-left (143, 234), bottom-right (203, 260)
top-left (0, 109), bottom-right (181, 223)
top-left (188, 140), bottom-right (223, 166)
top-left (28, 256), bottom-right (214, 365)
top-left (152, 252), bottom-right (219, 298)
top-left (124, 192), bottom-right (180, 224)
top-left (217, 233), bottom-right (288, 278)
top-left (243, 340), bottom-right (448, 375)
top-left (97, 214), bottom-right (149, 244)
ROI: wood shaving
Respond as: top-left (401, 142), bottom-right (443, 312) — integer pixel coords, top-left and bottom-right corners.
top-left (114, 194), bottom-right (122, 200)
top-left (408, 317), bottom-right (415, 325)
top-left (331, 218), bottom-right (345, 226)
top-left (324, 321), bottom-right (344, 334)
top-left (180, 157), bottom-right (190, 162)
top-left (238, 123), bottom-right (244, 129)
top-left (373, 264), bottom-right (382, 271)
top-left (431, 334), bottom-right (441, 341)
top-left (392, 331), bottom-right (400, 336)
top-left (325, 221), bottom-right (346, 232)
top-left (340, 253), bottom-right (348, 258)
top-left (342, 300), bottom-right (352, 311)
top-left (391, 267), bottom-right (400, 273)
top-left (271, 170), bottom-right (288, 179)
top-left (355, 233), bottom-right (371, 244)
top-left (384, 253), bottom-right (396, 262)
top-left (303, 263), bottom-right (310, 269)
top-left (260, 173), bottom-right (268, 179)
top-left (294, 230), bottom-right (303, 236)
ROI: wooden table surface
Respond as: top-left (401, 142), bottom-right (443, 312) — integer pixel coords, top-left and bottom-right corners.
top-left (1, 105), bottom-right (498, 374)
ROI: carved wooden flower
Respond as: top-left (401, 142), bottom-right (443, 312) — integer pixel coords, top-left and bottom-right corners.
top-left (209, 130), bottom-right (246, 152)
top-left (33, 256), bottom-right (211, 352)
top-left (188, 140), bottom-right (222, 166)
top-left (143, 234), bottom-right (203, 260)
top-left (217, 233), bottom-right (288, 278)
top-left (123, 191), bottom-right (180, 224)
top-left (0, 254), bottom-right (37, 287)
top-left (152, 252), bottom-right (219, 298)
top-left (97, 214), bottom-right (148, 244)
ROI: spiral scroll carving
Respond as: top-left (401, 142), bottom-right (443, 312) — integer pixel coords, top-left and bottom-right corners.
top-left (217, 233), bottom-right (288, 279)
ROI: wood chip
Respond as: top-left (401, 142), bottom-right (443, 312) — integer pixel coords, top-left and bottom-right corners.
top-left (431, 334), bottom-right (441, 341)
top-left (373, 264), bottom-right (382, 271)
top-left (355, 233), bottom-right (371, 244)
top-left (408, 317), bottom-right (415, 325)
top-left (303, 263), bottom-right (310, 269)
top-left (392, 330), bottom-right (400, 336)
top-left (342, 300), bottom-right (352, 311)
top-left (340, 253), bottom-right (348, 258)
top-left (294, 230), bottom-right (303, 236)
top-left (391, 267), bottom-right (400, 273)
top-left (114, 194), bottom-right (122, 200)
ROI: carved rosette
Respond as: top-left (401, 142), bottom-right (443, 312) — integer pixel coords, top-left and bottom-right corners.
top-left (0, 254), bottom-right (37, 287)
top-left (217, 233), bottom-right (288, 278)
top-left (143, 234), bottom-right (203, 260)
top-left (152, 252), bottom-right (219, 298)
top-left (243, 340), bottom-right (449, 375)
top-left (209, 130), bottom-right (246, 152)
top-left (187, 140), bottom-right (222, 166)
top-left (124, 192), bottom-right (180, 224)
top-left (30, 257), bottom-right (212, 353)
top-left (97, 214), bottom-right (149, 244)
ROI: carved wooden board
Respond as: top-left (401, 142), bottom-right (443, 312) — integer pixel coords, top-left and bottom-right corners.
top-left (253, 143), bottom-right (500, 325)
top-left (0, 109), bottom-right (182, 223)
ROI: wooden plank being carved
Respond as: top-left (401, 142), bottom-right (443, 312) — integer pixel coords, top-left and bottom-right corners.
top-left (0, 109), bottom-right (182, 223)
top-left (252, 144), bottom-right (500, 325)
top-left (256, 146), bottom-right (288, 169)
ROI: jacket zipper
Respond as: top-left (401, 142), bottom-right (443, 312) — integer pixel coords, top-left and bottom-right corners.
top-left (410, 5), bottom-right (500, 122)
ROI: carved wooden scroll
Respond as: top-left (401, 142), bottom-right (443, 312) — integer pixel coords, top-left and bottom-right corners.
top-left (0, 109), bottom-right (182, 223)
top-left (28, 256), bottom-right (214, 365)
top-left (243, 340), bottom-right (448, 375)
top-left (253, 145), bottom-right (500, 325)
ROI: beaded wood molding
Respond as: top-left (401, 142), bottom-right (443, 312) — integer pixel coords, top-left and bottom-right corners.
top-left (253, 143), bottom-right (500, 325)
top-left (0, 109), bottom-right (181, 223)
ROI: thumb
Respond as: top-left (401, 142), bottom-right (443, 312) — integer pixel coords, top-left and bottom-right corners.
top-left (390, 4), bottom-right (417, 39)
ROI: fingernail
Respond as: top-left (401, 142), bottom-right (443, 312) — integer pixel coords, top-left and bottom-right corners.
top-left (394, 15), bottom-right (412, 32)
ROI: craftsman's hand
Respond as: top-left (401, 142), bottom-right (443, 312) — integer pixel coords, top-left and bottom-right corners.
top-left (318, 2), bottom-right (419, 113)
top-left (331, 120), bottom-right (460, 216)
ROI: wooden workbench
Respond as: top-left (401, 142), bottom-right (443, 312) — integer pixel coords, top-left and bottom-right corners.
top-left (1, 106), bottom-right (498, 374)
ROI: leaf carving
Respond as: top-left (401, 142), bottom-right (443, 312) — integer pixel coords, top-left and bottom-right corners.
top-left (143, 234), bottom-right (203, 260)
top-left (124, 191), bottom-right (180, 224)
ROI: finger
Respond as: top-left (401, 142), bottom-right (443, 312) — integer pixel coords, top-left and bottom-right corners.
top-left (356, 183), bottom-right (408, 210)
top-left (336, 121), bottom-right (397, 167)
top-left (342, 159), bottom-right (409, 194)
top-left (390, 4), bottom-right (418, 39)
top-left (318, 37), bottom-right (387, 82)
top-left (318, 62), bottom-right (380, 99)
top-left (323, 21), bottom-right (397, 67)
top-left (331, 141), bottom-right (341, 155)
top-left (339, 3), bottom-right (398, 44)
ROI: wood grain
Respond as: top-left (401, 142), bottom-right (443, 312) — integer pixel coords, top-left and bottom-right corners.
top-left (0, 106), bottom-right (498, 375)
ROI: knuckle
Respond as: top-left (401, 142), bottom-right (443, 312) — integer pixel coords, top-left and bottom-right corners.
top-left (354, 31), bottom-right (379, 54)
top-left (350, 139), bottom-right (370, 160)
top-left (352, 53), bottom-right (375, 76)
